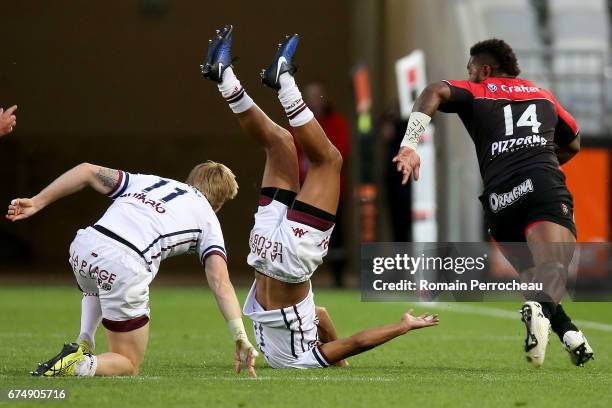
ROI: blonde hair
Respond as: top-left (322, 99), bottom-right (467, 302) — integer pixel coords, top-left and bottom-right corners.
top-left (186, 161), bottom-right (238, 211)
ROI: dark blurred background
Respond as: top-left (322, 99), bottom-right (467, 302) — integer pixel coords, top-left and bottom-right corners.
top-left (2, 0), bottom-right (611, 287)
top-left (0, 0), bottom-right (360, 285)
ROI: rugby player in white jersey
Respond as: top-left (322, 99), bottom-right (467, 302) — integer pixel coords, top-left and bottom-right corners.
top-left (7, 161), bottom-right (258, 377)
top-left (202, 25), bottom-right (439, 369)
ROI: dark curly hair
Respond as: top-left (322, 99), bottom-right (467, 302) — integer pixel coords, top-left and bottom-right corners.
top-left (470, 39), bottom-right (520, 77)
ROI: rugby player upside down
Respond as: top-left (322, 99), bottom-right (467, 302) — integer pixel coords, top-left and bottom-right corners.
top-left (202, 25), bottom-right (438, 369)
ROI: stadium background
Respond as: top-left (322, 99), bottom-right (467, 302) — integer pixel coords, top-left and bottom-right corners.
top-left (0, 0), bottom-right (610, 287)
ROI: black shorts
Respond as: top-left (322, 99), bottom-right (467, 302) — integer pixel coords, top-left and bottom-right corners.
top-left (479, 168), bottom-right (577, 242)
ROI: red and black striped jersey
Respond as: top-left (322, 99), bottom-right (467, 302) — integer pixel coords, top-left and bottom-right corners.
top-left (439, 77), bottom-right (579, 189)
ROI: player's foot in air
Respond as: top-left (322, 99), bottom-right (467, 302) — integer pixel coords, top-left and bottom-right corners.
top-left (201, 24), bottom-right (234, 83)
top-left (261, 34), bottom-right (299, 89)
top-left (562, 330), bottom-right (594, 367)
top-left (31, 342), bottom-right (85, 377)
top-left (520, 301), bottom-right (550, 368)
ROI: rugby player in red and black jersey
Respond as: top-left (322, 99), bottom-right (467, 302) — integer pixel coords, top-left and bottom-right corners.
top-left (393, 39), bottom-right (593, 368)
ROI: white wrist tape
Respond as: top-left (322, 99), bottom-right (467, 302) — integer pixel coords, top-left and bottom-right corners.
top-left (400, 112), bottom-right (431, 150)
top-left (227, 318), bottom-right (249, 343)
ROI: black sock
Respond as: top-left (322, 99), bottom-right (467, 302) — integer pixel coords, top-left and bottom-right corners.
top-left (550, 304), bottom-right (579, 341)
top-left (539, 302), bottom-right (555, 320)
top-left (526, 291), bottom-right (556, 319)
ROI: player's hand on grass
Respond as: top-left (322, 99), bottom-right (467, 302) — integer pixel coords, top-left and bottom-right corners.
top-left (234, 340), bottom-right (258, 378)
top-left (0, 105), bottom-right (17, 137)
top-left (6, 198), bottom-right (41, 221)
top-left (392, 147), bottom-right (421, 184)
top-left (400, 309), bottom-right (439, 332)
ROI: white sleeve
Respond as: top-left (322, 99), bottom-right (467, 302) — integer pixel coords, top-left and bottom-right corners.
top-left (105, 170), bottom-right (133, 200)
top-left (198, 217), bottom-right (227, 264)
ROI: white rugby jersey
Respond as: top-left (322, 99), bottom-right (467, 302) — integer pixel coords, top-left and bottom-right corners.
top-left (95, 170), bottom-right (226, 275)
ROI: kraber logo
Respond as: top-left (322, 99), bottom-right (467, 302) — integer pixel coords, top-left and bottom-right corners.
top-left (489, 178), bottom-right (534, 213)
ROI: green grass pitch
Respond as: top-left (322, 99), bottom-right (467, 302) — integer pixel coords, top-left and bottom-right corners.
top-left (1, 286), bottom-right (611, 407)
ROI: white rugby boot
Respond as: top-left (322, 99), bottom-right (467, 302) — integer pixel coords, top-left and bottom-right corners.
top-left (563, 330), bottom-right (594, 367)
top-left (520, 301), bottom-right (550, 368)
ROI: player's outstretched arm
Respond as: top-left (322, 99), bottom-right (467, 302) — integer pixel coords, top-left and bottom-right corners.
top-left (318, 309), bottom-right (439, 365)
top-left (0, 105), bottom-right (17, 138)
top-left (6, 163), bottom-right (121, 222)
top-left (204, 255), bottom-right (258, 378)
top-left (392, 82), bottom-right (451, 184)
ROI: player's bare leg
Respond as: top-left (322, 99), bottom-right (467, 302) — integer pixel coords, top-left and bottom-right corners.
top-left (524, 221), bottom-right (593, 366)
top-left (202, 25), bottom-right (299, 193)
top-left (95, 324), bottom-right (149, 376)
top-left (262, 34), bottom-right (341, 215)
top-left (235, 107), bottom-right (299, 192)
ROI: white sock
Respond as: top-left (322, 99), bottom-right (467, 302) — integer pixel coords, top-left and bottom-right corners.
top-left (77, 294), bottom-right (102, 351)
top-left (278, 72), bottom-right (314, 127)
top-left (217, 67), bottom-right (254, 114)
top-left (75, 354), bottom-right (97, 377)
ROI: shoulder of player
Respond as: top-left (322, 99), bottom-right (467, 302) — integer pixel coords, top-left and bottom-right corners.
top-left (446, 77), bottom-right (557, 103)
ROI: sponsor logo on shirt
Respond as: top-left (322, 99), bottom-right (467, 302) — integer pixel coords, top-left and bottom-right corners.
top-left (491, 134), bottom-right (548, 156)
top-left (489, 178), bottom-right (534, 213)
top-left (500, 84), bottom-right (539, 93)
top-left (487, 83), bottom-right (498, 92)
top-left (292, 227), bottom-right (308, 238)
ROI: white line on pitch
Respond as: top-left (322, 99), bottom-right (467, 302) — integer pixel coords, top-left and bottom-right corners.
top-left (416, 303), bottom-right (612, 332)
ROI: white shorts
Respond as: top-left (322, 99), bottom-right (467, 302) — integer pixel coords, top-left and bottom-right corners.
top-left (246, 198), bottom-right (334, 283)
top-left (243, 281), bottom-right (332, 369)
top-left (69, 227), bottom-right (152, 332)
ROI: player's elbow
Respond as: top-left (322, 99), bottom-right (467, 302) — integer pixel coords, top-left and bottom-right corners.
top-left (315, 306), bottom-right (329, 318)
top-left (424, 82), bottom-right (448, 99)
top-left (348, 334), bottom-right (374, 353)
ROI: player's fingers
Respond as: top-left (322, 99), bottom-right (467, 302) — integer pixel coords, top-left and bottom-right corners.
top-left (247, 348), bottom-right (257, 378)
top-left (248, 358), bottom-right (257, 378)
top-left (234, 355), bottom-right (241, 374)
top-left (5, 105), bottom-right (17, 115)
top-left (402, 168), bottom-right (411, 185)
top-left (248, 365), bottom-right (257, 378)
top-left (413, 163), bottom-right (420, 181)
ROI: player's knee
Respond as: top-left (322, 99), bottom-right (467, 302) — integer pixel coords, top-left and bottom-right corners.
top-left (312, 145), bottom-right (343, 170)
top-left (268, 126), bottom-right (297, 156)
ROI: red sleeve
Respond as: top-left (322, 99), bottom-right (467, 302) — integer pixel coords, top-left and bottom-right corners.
top-left (439, 80), bottom-right (477, 113)
top-left (442, 79), bottom-right (486, 98)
